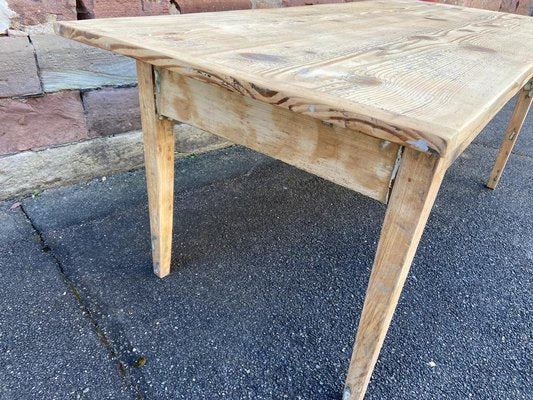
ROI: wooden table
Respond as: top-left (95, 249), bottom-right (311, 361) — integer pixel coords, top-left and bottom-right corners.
top-left (56, 1), bottom-right (533, 398)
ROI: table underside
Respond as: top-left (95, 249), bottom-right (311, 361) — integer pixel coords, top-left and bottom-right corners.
top-left (156, 68), bottom-right (402, 203)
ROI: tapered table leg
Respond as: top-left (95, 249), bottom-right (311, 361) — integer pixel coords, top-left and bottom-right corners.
top-left (344, 148), bottom-right (447, 400)
top-left (137, 61), bottom-right (175, 278)
top-left (487, 80), bottom-right (532, 189)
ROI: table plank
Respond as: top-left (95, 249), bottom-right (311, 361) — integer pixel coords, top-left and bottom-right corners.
top-left (157, 68), bottom-right (402, 203)
top-left (55, 0), bottom-right (533, 160)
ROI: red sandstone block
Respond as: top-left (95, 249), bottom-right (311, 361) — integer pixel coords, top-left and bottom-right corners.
top-left (142, 0), bottom-right (171, 14)
top-left (174, 0), bottom-right (251, 13)
top-left (463, 0), bottom-right (502, 11)
top-left (254, 0), bottom-right (282, 8)
top-left (82, 86), bottom-right (141, 137)
top-left (436, 0), bottom-right (531, 14)
top-left (282, 0), bottom-right (349, 6)
top-left (499, 0), bottom-right (531, 14)
top-left (257, 0), bottom-right (356, 8)
top-left (0, 91), bottom-right (88, 155)
top-left (81, 0), bottom-right (170, 18)
top-left (7, 0), bottom-right (76, 28)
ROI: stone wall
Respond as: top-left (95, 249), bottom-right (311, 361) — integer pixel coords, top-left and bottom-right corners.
top-left (1, 0), bottom-right (532, 200)
top-left (429, 0), bottom-right (532, 15)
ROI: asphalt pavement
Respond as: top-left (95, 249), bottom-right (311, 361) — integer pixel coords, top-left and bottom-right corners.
top-left (0, 96), bottom-right (531, 399)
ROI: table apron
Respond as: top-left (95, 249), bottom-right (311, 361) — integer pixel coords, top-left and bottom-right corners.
top-left (156, 68), bottom-right (402, 203)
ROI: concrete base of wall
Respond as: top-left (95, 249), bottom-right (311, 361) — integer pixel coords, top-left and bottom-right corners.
top-left (0, 124), bottom-right (230, 200)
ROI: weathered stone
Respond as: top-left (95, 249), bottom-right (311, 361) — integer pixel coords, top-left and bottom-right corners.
top-left (82, 86), bottom-right (141, 137)
top-left (31, 34), bottom-right (137, 92)
top-left (0, 36), bottom-right (41, 97)
top-left (437, 0), bottom-right (501, 11)
top-left (0, 127), bottom-right (229, 200)
top-left (0, 131), bottom-right (144, 200)
top-left (141, 0), bottom-right (170, 14)
top-left (499, 0), bottom-right (531, 14)
top-left (253, 0), bottom-right (282, 8)
top-left (436, 0), bottom-right (532, 14)
top-left (6, 28), bottom-right (28, 36)
top-left (79, 0), bottom-right (170, 18)
top-left (255, 0), bottom-right (358, 8)
top-left (282, 0), bottom-right (349, 6)
top-left (6, 0), bottom-right (76, 28)
top-left (24, 22), bottom-right (55, 35)
top-left (0, 0), bottom-right (15, 33)
top-left (174, 0), bottom-right (251, 13)
top-left (0, 91), bottom-right (88, 154)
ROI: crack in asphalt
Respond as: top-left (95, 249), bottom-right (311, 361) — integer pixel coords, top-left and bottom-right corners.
top-left (18, 204), bottom-right (144, 400)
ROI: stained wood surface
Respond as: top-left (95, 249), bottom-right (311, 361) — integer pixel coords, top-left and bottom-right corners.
top-left (56, 0), bottom-right (533, 160)
top-left (158, 68), bottom-right (401, 203)
top-left (137, 61), bottom-right (175, 278)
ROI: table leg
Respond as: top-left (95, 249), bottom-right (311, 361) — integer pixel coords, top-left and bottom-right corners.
top-left (487, 80), bottom-right (532, 189)
top-left (137, 61), bottom-right (175, 278)
top-left (343, 148), bottom-right (446, 400)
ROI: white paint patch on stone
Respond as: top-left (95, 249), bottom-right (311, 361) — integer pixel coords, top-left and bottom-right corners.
top-left (0, 0), bottom-right (16, 33)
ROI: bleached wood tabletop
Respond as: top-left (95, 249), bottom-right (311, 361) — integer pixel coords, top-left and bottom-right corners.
top-left (56, 1), bottom-right (533, 398)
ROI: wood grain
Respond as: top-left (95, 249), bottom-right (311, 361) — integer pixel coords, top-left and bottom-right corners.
top-left (487, 80), bottom-right (533, 189)
top-left (157, 68), bottom-right (401, 203)
top-left (137, 61), bottom-right (175, 278)
top-left (344, 148), bottom-right (447, 400)
top-left (53, 3), bottom-right (532, 399)
top-left (55, 0), bottom-right (533, 160)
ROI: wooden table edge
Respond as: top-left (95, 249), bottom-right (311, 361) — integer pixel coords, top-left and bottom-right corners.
top-left (52, 9), bottom-right (533, 400)
top-left (54, 20), bottom-right (457, 157)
